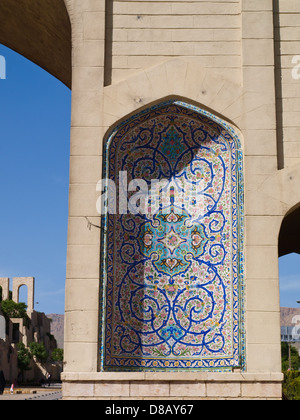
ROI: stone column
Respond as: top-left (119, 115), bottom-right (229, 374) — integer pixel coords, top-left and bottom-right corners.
top-left (64, 0), bottom-right (106, 374)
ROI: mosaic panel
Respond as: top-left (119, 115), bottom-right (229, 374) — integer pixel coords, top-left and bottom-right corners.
top-left (100, 101), bottom-right (244, 371)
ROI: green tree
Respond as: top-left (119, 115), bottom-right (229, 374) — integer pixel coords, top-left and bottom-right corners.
top-left (281, 343), bottom-right (300, 399)
top-left (17, 342), bottom-right (31, 373)
top-left (51, 348), bottom-right (63, 362)
top-left (1, 300), bottom-right (30, 328)
top-left (283, 371), bottom-right (300, 400)
top-left (281, 342), bottom-right (300, 371)
top-left (29, 342), bottom-right (48, 363)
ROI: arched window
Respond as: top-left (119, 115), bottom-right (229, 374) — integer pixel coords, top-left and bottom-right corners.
top-left (18, 285), bottom-right (28, 307)
top-left (100, 100), bottom-right (245, 372)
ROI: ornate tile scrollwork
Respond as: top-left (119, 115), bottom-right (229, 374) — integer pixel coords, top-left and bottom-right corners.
top-left (100, 101), bottom-right (245, 371)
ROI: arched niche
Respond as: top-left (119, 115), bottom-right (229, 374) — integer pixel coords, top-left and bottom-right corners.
top-left (100, 100), bottom-right (245, 372)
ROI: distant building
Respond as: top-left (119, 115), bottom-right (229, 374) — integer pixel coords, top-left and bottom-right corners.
top-left (281, 326), bottom-right (300, 357)
top-left (0, 277), bottom-right (60, 384)
top-left (281, 326), bottom-right (300, 343)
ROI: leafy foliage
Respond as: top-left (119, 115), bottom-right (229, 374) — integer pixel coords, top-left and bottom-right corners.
top-left (17, 341), bottom-right (49, 375)
top-left (283, 371), bottom-right (300, 400)
top-left (51, 348), bottom-right (63, 362)
top-left (282, 343), bottom-right (300, 400)
top-left (281, 342), bottom-right (300, 371)
top-left (29, 342), bottom-right (48, 363)
top-left (17, 342), bottom-right (32, 372)
top-left (1, 299), bottom-right (30, 328)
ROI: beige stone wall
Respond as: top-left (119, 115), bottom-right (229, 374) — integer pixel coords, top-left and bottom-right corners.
top-left (61, 372), bottom-right (283, 400)
top-left (241, 0), bottom-right (281, 377)
top-left (275, 0), bottom-right (300, 168)
top-left (64, 0), bottom-right (105, 376)
top-left (107, 0), bottom-right (241, 84)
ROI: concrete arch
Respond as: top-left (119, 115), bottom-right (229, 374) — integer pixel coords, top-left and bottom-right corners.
top-left (12, 277), bottom-right (35, 314)
top-left (279, 204), bottom-right (300, 257)
top-left (0, 0), bottom-right (71, 87)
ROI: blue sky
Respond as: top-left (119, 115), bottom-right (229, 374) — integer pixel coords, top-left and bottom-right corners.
top-left (279, 253), bottom-right (300, 307)
top-left (0, 44), bottom-right (299, 315)
top-left (0, 45), bottom-right (71, 314)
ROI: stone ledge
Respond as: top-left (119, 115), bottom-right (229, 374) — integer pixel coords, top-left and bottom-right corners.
top-left (62, 377), bottom-right (283, 400)
top-left (61, 371), bottom-right (283, 382)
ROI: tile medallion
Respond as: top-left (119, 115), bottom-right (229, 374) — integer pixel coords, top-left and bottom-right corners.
top-left (100, 101), bottom-right (245, 371)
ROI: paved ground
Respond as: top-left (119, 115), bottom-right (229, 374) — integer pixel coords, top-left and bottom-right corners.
top-left (0, 385), bottom-right (62, 400)
top-left (0, 391), bottom-right (62, 400)
top-left (26, 391), bottom-right (62, 400)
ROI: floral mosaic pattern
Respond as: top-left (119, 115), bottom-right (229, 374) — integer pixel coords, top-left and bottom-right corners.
top-left (101, 101), bottom-right (244, 371)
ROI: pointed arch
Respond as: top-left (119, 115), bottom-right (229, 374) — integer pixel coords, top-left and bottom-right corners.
top-left (100, 99), bottom-right (245, 372)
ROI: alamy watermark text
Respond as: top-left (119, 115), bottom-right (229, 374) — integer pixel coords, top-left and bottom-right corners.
top-left (0, 55), bottom-right (6, 80)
